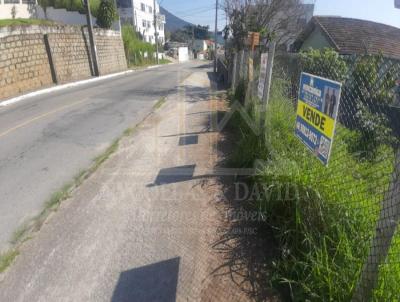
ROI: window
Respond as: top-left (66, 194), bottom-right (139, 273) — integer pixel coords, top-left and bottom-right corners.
top-left (142, 20), bottom-right (147, 28)
top-left (147, 20), bottom-right (152, 29)
top-left (4, 0), bottom-right (20, 3)
top-left (158, 24), bottom-right (163, 31)
top-left (141, 3), bottom-right (145, 11)
top-left (116, 0), bottom-right (132, 8)
top-left (148, 6), bottom-right (152, 14)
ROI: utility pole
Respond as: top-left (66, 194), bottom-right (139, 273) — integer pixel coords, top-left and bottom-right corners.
top-left (153, 0), bottom-right (159, 64)
top-left (192, 25), bottom-right (195, 58)
top-left (84, 0), bottom-right (99, 76)
top-left (213, 0), bottom-right (218, 73)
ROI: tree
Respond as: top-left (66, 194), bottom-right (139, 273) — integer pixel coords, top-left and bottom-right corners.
top-left (170, 30), bottom-right (190, 43)
top-left (170, 25), bottom-right (211, 43)
top-left (37, 0), bottom-right (51, 19)
top-left (96, 0), bottom-right (118, 29)
top-left (187, 25), bottom-right (210, 40)
top-left (223, 0), bottom-right (310, 50)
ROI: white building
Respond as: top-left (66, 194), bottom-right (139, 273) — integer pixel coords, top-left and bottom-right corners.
top-left (117, 0), bottom-right (165, 45)
top-left (0, 0), bottom-right (36, 19)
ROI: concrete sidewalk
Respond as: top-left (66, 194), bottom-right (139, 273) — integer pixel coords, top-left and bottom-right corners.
top-left (0, 68), bottom-right (252, 301)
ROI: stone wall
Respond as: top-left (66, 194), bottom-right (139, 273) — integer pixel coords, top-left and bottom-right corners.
top-left (0, 25), bottom-right (127, 100)
top-left (47, 30), bottom-right (93, 83)
top-left (96, 34), bottom-right (127, 75)
top-left (0, 34), bottom-right (53, 100)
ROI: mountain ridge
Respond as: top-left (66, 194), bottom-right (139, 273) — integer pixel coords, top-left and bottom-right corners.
top-left (160, 6), bottom-right (193, 33)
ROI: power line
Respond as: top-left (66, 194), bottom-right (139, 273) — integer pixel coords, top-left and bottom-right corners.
top-left (170, 5), bottom-right (215, 15)
top-left (173, 7), bottom-right (216, 18)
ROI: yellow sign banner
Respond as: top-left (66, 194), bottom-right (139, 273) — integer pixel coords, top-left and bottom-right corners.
top-left (296, 100), bottom-right (335, 139)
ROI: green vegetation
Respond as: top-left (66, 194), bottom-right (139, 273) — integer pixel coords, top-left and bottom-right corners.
top-left (0, 249), bottom-right (19, 273)
top-left (37, 0), bottom-right (101, 17)
top-left (153, 97), bottom-right (166, 110)
top-left (122, 25), bottom-right (159, 67)
top-left (0, 18), bottom-right (56, 27)
top-left (170, 24), bottom-right (210, 42)
top-left (299, 48), bottom-right (348, 82)
top-left (96, 0), bottom-right (118, 29)
top-left (227, 55), bottom-right (399, 300)
top-left (159, 58), bottom-right (172, 65)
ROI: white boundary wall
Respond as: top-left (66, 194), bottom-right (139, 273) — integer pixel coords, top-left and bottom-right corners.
top-left (178, 47), bottom-right (189, 62)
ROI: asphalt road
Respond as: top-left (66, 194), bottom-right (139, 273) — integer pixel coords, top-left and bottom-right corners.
top-left (0, 61), bottom-right (201, 251)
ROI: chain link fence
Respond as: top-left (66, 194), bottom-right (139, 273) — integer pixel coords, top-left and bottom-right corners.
top-left (223, 46), bottom-right (400, 301)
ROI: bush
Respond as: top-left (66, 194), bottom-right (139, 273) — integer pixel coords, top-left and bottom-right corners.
top-left (347, 102), bottom-right (397, 161)
top-left (299, 48), bottom-right (348, 82)
top-left (351, 54), bottom-right (396, 105)
top-left (38, 0), bottom-right (100, 17)
top-left (96, 0), bottom-right (118, 29)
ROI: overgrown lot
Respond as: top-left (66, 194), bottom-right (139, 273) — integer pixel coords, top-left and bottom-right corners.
top-left (227, 62), bottom-right (400, 301)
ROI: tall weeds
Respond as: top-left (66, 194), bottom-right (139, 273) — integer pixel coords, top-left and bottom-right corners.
top-left (227, 75), bottom-right (398, 301)
top-left (122, 25), bottom-right (157, 67)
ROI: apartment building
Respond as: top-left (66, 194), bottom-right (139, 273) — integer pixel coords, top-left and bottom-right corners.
top-left (117, 0), bottom-right (165, 45)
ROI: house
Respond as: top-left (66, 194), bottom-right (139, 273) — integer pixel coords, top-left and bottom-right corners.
top-left (193, 39), bottom-right (215, 52)
top-left (193, 40), bottom-right (208, 52)
top-left (191, 39), bottom-right (215, 59)
top-left (117, 0), bottom-right (165, 45)
top-left (293, 16), bottom-right (400, 60)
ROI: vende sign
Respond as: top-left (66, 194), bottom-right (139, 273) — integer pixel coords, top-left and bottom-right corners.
top-left (396, 0), bottom-right (400, 8)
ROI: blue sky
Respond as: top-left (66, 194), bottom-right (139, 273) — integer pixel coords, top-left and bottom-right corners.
top-left (160, 0), bottom-right (400, 30)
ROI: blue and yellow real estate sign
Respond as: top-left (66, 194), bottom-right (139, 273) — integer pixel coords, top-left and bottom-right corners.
top-left (295, 72), bottom-right (342, 166)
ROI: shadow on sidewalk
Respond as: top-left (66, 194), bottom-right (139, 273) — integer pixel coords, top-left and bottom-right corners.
top-left (111, 257), bottom-right (180, 302)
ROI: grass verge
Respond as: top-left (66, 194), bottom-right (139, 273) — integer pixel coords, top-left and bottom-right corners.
top-left (0, 250), bottom-right (19, 273)
top-left (153, 97), bottom-right (166, 110)
top-left (0, 19), bottom-right (56, 27)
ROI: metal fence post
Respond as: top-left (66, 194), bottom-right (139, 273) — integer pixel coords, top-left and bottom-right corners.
top-left (231, 52), bottom-right (238, 90)
top-left (260, 42), bottom-right (276, 130)
top-left (245, 50), bottom-right (255, 105)
top-left (239, 50), bottom-right (245, 82)
top-left (261, 42), bottom-right (276, 106)
top-left (352, 150), bottom-right (400, 301)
